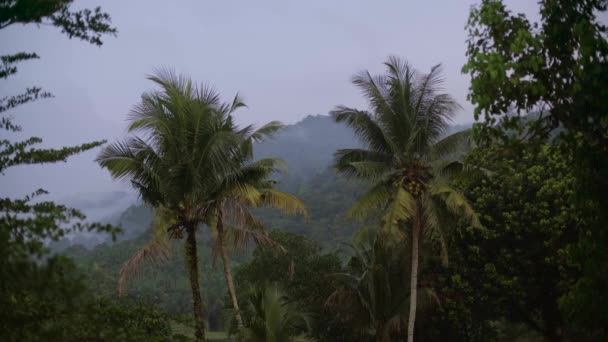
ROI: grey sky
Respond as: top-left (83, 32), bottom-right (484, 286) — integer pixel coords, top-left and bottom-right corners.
top-left (1, 0), bottom-right (540, 199)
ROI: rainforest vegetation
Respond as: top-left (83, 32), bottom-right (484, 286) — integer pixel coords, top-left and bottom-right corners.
top-left (1, 0), bottom-right (607, 341)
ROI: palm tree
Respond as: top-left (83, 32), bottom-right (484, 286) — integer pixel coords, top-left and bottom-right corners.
top-left (97, 69), bottom-right (248, 340)
top-left (326, 228), bottom-right (440, 342)
top-left (326, 228), bottom-right (409, 341)
top-left (239, 284), bottom-right (313, 342)
top-left (332, 56), bottom-right (480, 342)
top-left (203, 137), bottom-right (309, 329)
top-left (99, 69), bottom-right (309, 336)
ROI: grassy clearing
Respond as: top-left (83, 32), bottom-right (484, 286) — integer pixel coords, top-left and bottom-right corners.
top-left (171, 321), bottom-right (230, 341)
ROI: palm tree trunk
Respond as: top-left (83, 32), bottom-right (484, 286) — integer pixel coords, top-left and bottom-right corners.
top-left (216, 214), bottom-right (244, 329)
top-left (185, 223), bottom-right (206, 341)
top-left (407, 205), bottom-right (421, 342)
top-left (376, 321), bottom-right (385, 342)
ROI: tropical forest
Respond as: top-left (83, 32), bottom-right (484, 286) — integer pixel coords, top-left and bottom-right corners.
top-left (1, 0), bottom-right (607, 341)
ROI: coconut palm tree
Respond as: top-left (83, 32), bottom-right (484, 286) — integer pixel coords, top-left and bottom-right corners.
top-left (115, 156), bottom-right (308, 332)
top-left (97, 69), bottom-right (248, 340)
top-left (205, 145), bottom-right (309, 330)
top-left (99, 69), bottom-right (309, 336)
top-left (332, 56), bottom-right (480, 342)
top-left (326, 228), bottom-right (440, 342)
top-left (239, 284), bottom-right (313, 342)
top-left (325, 228), bottom-right (409, 341)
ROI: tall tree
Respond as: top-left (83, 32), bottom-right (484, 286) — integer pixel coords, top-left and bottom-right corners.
top-left (326, 228), bottom-right (410, 341)
top-left (462, 0), bottom-right (608, 334)
top-left (97, 70), bottom-right (307, 339)
top-left (205, 148), bottom-right (309, 329)
top-left (109, 108), bottom-right (308, 331)
top-left (97, 70), bottom-right (246, 340)
top-left (0, 1), bottom-right (118, 339)
top-left (332, 56), bottom-right (480, 342)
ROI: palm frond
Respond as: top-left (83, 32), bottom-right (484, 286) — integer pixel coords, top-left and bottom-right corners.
top-left (348, 161), bottom-right (391, 181)
top-left (351, 71), bottom-right (393, 119)
top-left (223, 223), bottom-right (280, 253)
top-left (117, 209), bottom-right (172, 296)
top-left (422, 196), bottom-right (449, 266)
top-left (241, 284), bottom-right (312, 341)
top-left (249, 121), bottom-right (285, 143)
top-left (331, 107), bottom-right (395, 154)
top-left (381, 185), bottom-right (416, 235)
top-left (228, 93), bottom-right (247, 114)
top-left (416, 94), bottom-right (461, 153)
top-left (413, 64), bottom-right (445, 115)
top-left (221, 158), bottom-right (287, 193)
top-left (221, 201), bottom-right (269, 238)
top-left (96, 137), bottom-right (164, 200)
top-left (259, 189), bottom-right (309, 222)
top-left (334, 148), bottom-right (391, 179)
top-left (428, 177), bottom-right (481, 228)
top-left (347, 180), bottom-right (392, 221)
top-left (430, 129), bottom-right (473, 160)
top-left (227, 183), bottom-right (263, 207)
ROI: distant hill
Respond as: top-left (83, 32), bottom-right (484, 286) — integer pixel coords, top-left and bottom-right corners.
top-left (254, 114), bottom-right (359, 191)
top-left (48, 191), bottom-right (141, 251)
top-left (58, 191), bottom-right (138, 223)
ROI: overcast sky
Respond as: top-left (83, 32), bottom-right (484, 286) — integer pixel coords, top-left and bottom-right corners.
top-left (1, 0), bottom-right (541, 199)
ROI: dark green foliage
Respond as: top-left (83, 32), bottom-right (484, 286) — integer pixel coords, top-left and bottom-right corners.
top-left (0, 190), bottom-right (118, 338)
top-left (257, 167), bottom-right (364, 245)
top-left (55, 297), bottom-right (173, 342)
top-left (325, 229), bottom-right (412, 341)
top-left (0, 0), bottom-right (117, 45)
top-left (0, 254), bottom-right (87, 341)
top-left (463, 0), bottom-right (608, 334)
top-left (234, 230), bottom-right (348, 340)
top-left (0, 0), bottom-right (123, 340)
top-left (414, 270), bottom-right (499, 342)
top-left (0, 252), bottom-right (172, 342)
top-left (0, 138), bottom-right (108, 173)
top-left (237, 284), bottom-right (313, 342)
top-left (64, 230), bottom-right (229, 328)
top-left (1, 52), bottom-right (40, 79)
top-left (435, 142), bottom-right (596, 340)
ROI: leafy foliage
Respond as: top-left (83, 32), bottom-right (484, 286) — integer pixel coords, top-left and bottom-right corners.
top-left (463, 0), bottom-right (608, 333)
top-left (234, 230), bottom-right (347, 340)
top-left (0, 0), bottom-right (117, 45)
top-left (458, 143), bottom-right (586, 339)
top-left (238, 284), bottom-right (313, 342)
top-left (0, 0), bottom-right (122, 340)
top-left (325, 228), bottom-right (412, 341)
top-left (414, 139), bottom-right (602, 341)
top-left (65, 228), bottom-right (231, 330)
